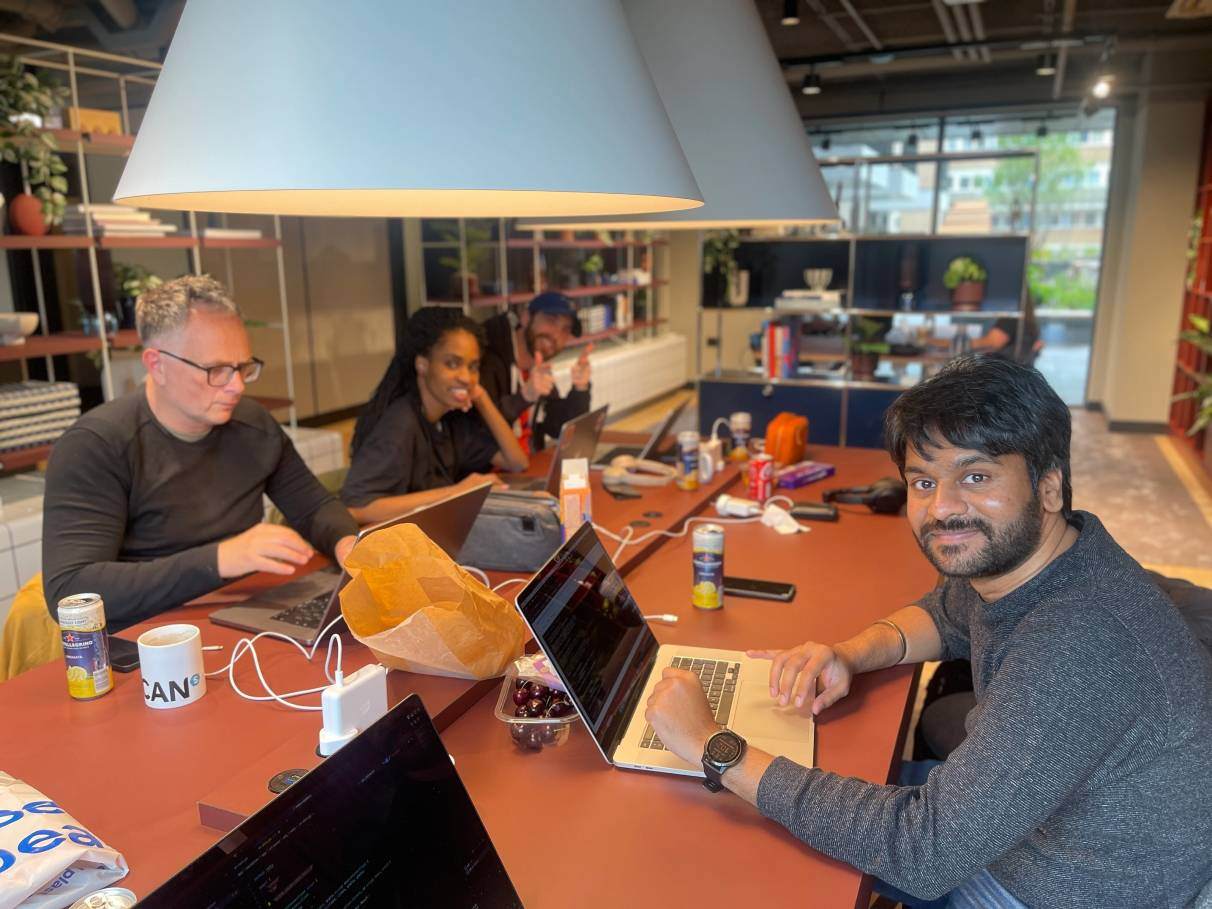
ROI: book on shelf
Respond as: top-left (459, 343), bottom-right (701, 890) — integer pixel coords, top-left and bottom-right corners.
top-left (202, 228), bottom-right (264, 239)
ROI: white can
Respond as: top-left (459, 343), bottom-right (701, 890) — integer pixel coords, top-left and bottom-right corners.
top-left (715, 494), bottom-right (762, 518)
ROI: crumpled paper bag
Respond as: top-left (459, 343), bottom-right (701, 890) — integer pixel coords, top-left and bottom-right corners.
top-left (339, 523), bottom-right (526, 680)
top-left (0, 771), bottom-right (128, 909)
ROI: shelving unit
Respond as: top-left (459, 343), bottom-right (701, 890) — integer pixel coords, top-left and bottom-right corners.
top-left (0, 33), bottom-right (297, 450)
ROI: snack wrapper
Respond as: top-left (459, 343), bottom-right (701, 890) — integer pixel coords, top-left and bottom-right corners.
top-left (511, 654), bottom-right (565, 693)
top-left (339, 523), bottom-right (526, 680)
top-left (0, 772), bottom-right (127, 909)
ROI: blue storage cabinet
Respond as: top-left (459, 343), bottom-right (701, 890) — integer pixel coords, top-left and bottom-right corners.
top-left (697, 378), bottom-right (844, 447)
top-left (846, 385), bottom-right (906, 448)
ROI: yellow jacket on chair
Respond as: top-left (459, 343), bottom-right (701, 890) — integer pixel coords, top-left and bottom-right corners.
top-left (0, 573), bottom-right (61, 682)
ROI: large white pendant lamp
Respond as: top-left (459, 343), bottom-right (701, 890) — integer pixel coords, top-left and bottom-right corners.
top-left (518, 0), bottom-right (837, 230)
top-left (113, 1), bottom-right (703, 218)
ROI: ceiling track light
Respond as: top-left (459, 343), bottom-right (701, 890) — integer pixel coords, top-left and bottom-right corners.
top-left (905, 132), bottom-right (918, 151)
top-left (821, 137), bottom-right (832, 151)
top-left (1035, 52), bottom-right (1057, 76)
top-left (782, 0), bottom-right (800, 26)
top-left (1091, 75), bottom-right (1113, 99)
top-left (970, 127), bottom-right (983, 145)
top-left (801, 68), bottom-right (821, 95)
top-left (1036, 123), bottom-right (1048, 139)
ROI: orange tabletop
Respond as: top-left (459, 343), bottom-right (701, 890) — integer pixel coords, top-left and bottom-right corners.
top-left (0, 443), bottom-right (738, 900)
top-left (440, 445), bottom-right (937, 909)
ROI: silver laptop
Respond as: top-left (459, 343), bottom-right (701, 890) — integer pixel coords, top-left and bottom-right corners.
top-left (515, 522), bottom-right (814, 777)
top-left (503, 405), bottom-right (609, 493)
top-left (592, 398), bottom-right (688, 467)
top-left (209, 482), bottom-right (493, 645)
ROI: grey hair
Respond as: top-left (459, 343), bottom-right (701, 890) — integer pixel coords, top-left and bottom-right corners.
top-left (136, 274), bottom-right (241, 343)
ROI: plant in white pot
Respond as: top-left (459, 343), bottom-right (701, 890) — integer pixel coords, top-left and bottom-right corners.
top-left (943, 256), bottom-right (988, 312)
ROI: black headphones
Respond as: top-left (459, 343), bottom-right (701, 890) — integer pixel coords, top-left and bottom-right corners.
top-left (822, 477), bottom-right (907, 515)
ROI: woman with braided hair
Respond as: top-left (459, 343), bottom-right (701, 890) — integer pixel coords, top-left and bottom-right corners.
top-left (340, 306), bottom-right (528, 524)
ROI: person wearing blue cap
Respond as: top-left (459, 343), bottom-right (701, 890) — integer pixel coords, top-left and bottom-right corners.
top-left (479, 292), bottom-right (593, 453)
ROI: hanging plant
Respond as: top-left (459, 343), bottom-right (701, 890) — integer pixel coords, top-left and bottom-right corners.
top-left (0, 54), bottom-right (70, 225)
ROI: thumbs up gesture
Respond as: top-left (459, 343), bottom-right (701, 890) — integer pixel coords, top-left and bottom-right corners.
top-left (523, 351), bottom-right (556, 403)
top-left (571, 344), bottom-right (593, 391)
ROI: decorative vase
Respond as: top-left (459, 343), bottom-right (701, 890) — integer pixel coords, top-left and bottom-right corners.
top-left (9, 193), bottom-right (47, 236)
top-left (951, 281), bottom-right (985, 312)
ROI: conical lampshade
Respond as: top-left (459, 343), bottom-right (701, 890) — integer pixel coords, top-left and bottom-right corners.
top-left (114, 0), bottom-right (703, 218)
top-left (518, 0), bottom-right (837, 230)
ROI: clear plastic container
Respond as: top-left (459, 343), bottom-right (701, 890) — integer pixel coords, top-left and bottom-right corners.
top-left (493, 667), bottom-right (580, 751)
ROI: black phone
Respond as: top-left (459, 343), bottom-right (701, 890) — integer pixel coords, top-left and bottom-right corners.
top-left (723, 576), bottom-right (796, 602)
top-left (108, 635), bottom-right (140, 672)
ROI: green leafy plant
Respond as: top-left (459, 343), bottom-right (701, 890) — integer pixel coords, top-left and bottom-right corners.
top-left (437, 223), bottom-right (495, 277)
top-left (0, 55), bottom-right (70, 225)
top-left (847, 316), bottom-right (890, 355)
top-left (1175, 313), bottom-right (1212, 436)
top-left (702, 230), bottom-right (740, 279)
top-left (114, 262), bottom-right (163, 299)
top-left (581, 252), bottom-right (604, 275)
top-left (943, 255), bottom-right (988, 290)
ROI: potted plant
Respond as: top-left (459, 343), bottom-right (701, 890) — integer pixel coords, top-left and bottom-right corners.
top-left (943, 255), bottom-right (988, 312)
top-left (438, 224), bottom-right (493, 299)
top-left (702, 230), bottom-right (740, 307)
top-left (114, 263), bottom-right (163, 330)
top-left (581, 252), bottom-right (605, 286)
top-left (847, 316), bottom-right (889, 380)
top-left (1175, 314), bottom-right (1212, 442)
top-left (0, 55), bottom-right (70, 232)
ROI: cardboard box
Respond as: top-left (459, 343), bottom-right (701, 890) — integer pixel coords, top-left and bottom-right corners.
top-left (67, 107), bottom-right (122, 135)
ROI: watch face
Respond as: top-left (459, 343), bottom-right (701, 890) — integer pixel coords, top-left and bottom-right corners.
top-left (707, 732), bottom-right (742, 764)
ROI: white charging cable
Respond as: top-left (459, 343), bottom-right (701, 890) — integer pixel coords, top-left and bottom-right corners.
top-left (205, 613), bottom-right (346, 712)
top-left (594, 514), bottom-right (764, 562)
top-left (642, 613), bottom-right (679, 624)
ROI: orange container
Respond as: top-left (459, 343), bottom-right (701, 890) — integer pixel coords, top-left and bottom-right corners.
top-left (763, 412), bottom-right (809, 466)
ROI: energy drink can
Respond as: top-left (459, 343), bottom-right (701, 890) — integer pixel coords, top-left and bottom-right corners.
top-left (729, 411), bottom-right (751, 460)
top-left (70, 889), bottom-right (138, 909)
top-left (748, 453), bottom-right (775, 502)
top-left (692, 524), bottom-right (725, 610)
top-left (57, 593), bottom-right (113, 701)
top-left (676, 431), bottom-right (700, 491)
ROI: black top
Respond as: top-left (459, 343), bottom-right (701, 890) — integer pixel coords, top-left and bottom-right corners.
top-left (756, 513), bottom-right (1212, 907)
top-left (340, 391), bottom-right (499, 508)
top-left (42, 390), bottom-right (358, 631)
top-left (478, 312), bottom-right (591, 452)
top-left (991, 317), bottom-right (1040, 366)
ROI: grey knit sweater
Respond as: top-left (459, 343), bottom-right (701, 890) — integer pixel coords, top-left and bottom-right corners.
top-left (756, 512), bottom-right (1212, 907)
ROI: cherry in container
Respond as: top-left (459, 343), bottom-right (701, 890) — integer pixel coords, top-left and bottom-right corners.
top-left (494, 668), bottom-right (579, 752)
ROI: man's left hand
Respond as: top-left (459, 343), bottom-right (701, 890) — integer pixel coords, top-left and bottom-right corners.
top-left (335, 534), bottom-right (357, 568)
top-left (571, 344), bottom-right (593, 391)
top-left (644, 668), bottom-right (721, 765)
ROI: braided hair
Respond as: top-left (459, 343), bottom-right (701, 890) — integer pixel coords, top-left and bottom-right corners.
top-left (351, 306), bottom-right (486, 455)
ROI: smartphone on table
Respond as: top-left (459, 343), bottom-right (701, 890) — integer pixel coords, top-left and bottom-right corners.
top-left (722, 577), bottom-right (796, 602)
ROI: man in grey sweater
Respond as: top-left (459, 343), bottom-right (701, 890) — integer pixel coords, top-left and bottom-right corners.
top-left (42, 276), bottom-right (358, 630)
top-left (646, 355), bottom-right (1212, 907)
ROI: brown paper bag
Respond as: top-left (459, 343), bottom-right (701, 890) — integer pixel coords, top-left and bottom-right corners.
top-left (338, 523), bottom-right (526, 680)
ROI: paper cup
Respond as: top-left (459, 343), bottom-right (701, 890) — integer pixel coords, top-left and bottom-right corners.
top-left (137, 623), bottom-right (207, 709)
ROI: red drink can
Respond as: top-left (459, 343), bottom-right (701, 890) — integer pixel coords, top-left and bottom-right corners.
top-left (748, 453), bottom-right (774, 502)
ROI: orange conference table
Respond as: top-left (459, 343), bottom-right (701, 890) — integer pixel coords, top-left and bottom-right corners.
top-left (0, 436), bottom-right (738, 899)
top-left (441, 446), bottom-right (937, 909)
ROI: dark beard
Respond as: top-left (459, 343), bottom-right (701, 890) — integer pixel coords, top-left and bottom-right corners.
top-left (916, 495), bottom-right (1044, 579)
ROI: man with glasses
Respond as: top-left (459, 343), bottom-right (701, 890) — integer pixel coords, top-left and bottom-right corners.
top-left (41, 275), bottom-right (358, 630)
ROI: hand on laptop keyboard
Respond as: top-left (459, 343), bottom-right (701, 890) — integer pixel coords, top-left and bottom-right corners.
top-left (641, 658), bottom-right (739, 751)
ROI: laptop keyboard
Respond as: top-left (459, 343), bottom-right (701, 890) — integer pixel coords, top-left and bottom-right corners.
top-left (640, 657), bottom-right (740, 751)
top-left (271, 593), bottom-right (331, 629)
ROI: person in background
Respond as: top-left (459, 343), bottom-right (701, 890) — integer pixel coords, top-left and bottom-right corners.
top-left (969, 297), bottom-right (1042, 366)
top-left (42, 275), bottom-right (359, 632)
top-left (479, 292), bottom-right (592, 453)
top-left (644, 355), bottom-right (1212, 908)
top-left (341, 306), bottom-right (528, 525)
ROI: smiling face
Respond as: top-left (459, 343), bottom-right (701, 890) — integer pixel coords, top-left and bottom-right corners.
top-left (904, 442), bottom-right (1048, 579)
top-left (415, 328), bottom-right (481, 413)
top-left (525, 312), bottom-right (573, 361)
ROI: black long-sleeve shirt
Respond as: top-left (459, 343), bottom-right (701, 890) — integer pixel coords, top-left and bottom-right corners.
top-left (42, 390), bottom-right (358, 631)
top-left (479, 312), bottom-right (591, 452)
top-left (756, 512), bottom-right (1212, 906)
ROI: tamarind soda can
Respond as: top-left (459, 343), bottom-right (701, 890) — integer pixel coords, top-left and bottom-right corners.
top-left (692, 524), bottom-right (725, 610)
top-left (58, 593), bottom-right (113, 701)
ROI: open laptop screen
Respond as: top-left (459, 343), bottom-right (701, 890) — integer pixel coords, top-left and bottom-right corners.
top-left (139, 694), bottom-right (520, 908)
top-left (516, 523), bottom-right (659, 758)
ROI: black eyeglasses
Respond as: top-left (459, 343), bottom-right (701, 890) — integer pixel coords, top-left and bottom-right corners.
top-left (155, 349), bottom-right (264, 387)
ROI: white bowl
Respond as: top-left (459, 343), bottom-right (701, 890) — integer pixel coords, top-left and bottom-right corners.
top-left (804, 268), bottom-right (833, 291)
top-left (0, 312), bottom-right (39, 345)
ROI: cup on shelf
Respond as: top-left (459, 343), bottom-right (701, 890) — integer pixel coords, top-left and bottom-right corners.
top-left (804, 268), bottom-right (833, 291)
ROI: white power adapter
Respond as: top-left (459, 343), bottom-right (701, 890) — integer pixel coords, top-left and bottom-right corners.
top-left (318, 663), bottom-right (389, 756)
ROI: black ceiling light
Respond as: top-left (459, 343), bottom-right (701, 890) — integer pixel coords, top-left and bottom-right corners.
top-left (1035, 53), bottom-right (1057, 76)
top-left (1036, 123), bottom-right (1049, 139)
top-left (781, 0), bottom-right (800, 26)
top-left (970, 127), bottom-right (983, 145)
top-left (801, 68), bottom-right (822, 95)
top-left (905, 132), bottom-right (919, 151)
top-left (820, 136), bottom-right (832, 151)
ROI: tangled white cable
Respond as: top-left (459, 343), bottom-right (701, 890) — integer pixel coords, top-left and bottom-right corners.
top-left (594, 514), bottom-right (766, 562)
top-left (205, 614), bottom-right (346, 712)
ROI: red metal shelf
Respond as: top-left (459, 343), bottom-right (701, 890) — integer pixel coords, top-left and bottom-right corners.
top-left (561, 283), bottom-right (652, 299)
top-left (0, 235), bottom-right (93, 249)
top-left (200, 237), bottom-right (280, 249)
top-left (0, 332), bottom-right (102, 363)
top-left (504, 239), bottom-right (668, 250)
top-left (0, 445), bottom-right (52, 472)
top-left (566, 318), bottom-right (668, 348)
top-left (97, 235), bottom-right (197, 249)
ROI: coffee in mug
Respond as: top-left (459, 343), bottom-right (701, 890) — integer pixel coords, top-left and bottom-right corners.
top-left (137, 623), bottom-right (207, 710)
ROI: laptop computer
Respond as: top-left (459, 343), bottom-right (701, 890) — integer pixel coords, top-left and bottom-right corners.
top-left (515, 522), bottom-right (814, 777)
top-left (502, 404), bottom-right (609, 493)
top-left (209, 482), bottom-right (492, 645)
top-left (137, 693), bottom-right (522, 908)
top-left (592, 397), bottom-right (688, 467)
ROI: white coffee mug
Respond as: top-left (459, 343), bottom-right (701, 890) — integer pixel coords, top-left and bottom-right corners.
top-left (137, 623), bottom-right (207, 710)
